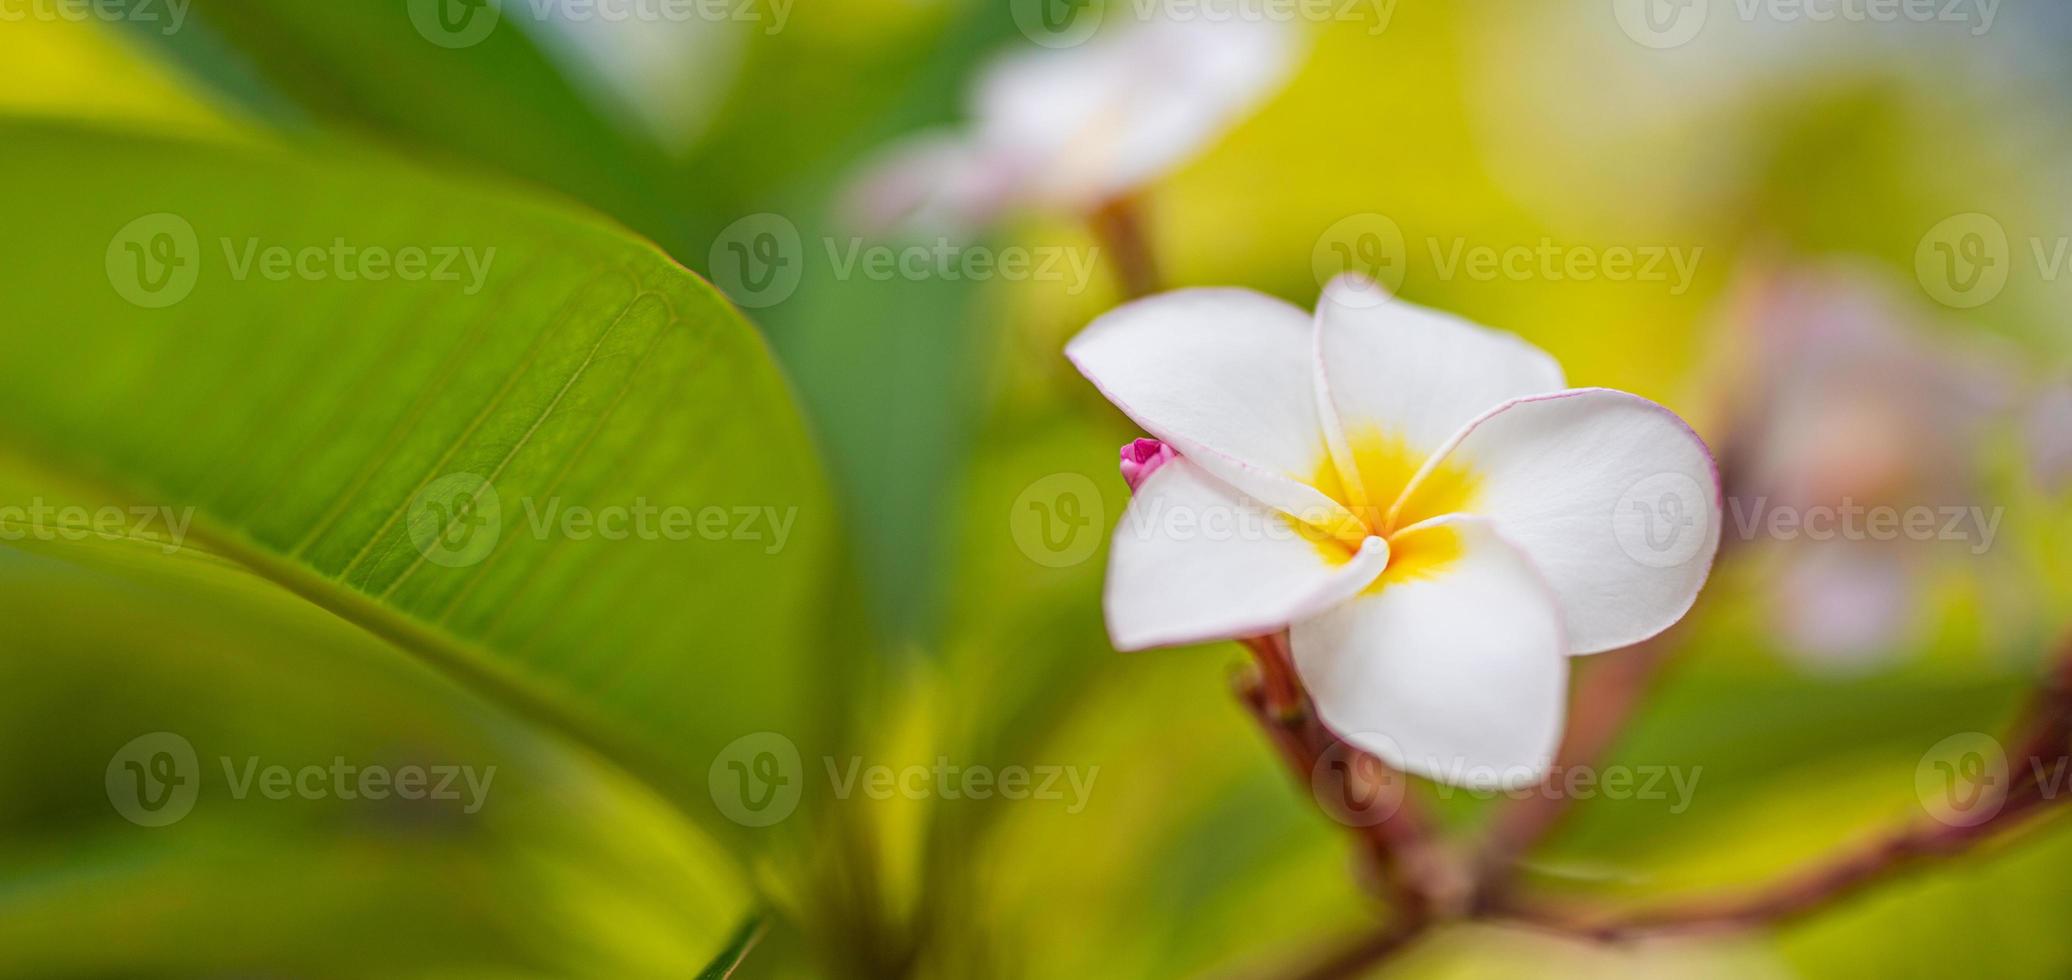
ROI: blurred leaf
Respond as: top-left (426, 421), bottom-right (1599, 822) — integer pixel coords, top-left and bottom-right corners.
top-left (0, 524), bottom-right (756, 977)
top-left (0, 18), bottom-right (242, 134)
top-left (681, 4), bottom-right (1049, 646)
top-left (756, 231), bottom-right (993, 645)
top-left (0, 119), bottom-right (838, 850)
top-left (123, 0), bottom-right (690, 248)
top-left (696, 913), bottom-right (768, 978)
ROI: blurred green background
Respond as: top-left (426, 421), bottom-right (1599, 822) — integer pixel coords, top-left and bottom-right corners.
top-left (1, 0), bottom-right (2069, 976)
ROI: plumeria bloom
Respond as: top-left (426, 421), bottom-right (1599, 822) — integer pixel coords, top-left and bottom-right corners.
top-left (842, 10), bottom-right (1299, 236)
top-left (1067, 276), bottom-right (1721, 788)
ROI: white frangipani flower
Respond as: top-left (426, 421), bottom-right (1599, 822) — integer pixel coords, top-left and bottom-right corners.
top-left (1067, 277), bottom-right (1722, 789)
top-left (844, 12), bottom-right (1299, 235)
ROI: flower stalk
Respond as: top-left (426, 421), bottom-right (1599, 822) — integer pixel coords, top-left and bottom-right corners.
top-left (1269, 630), bottom-right (2072, 976)
top-left (1237, 632), bottom-right (1458, 931)
top-left (1089, 197), bottom-right (1162, 300)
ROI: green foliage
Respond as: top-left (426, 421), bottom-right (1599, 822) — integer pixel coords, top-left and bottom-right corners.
top-left (5, 3), bottom-right (2072, 977)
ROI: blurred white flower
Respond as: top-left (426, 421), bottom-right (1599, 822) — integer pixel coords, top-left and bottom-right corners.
top-left (522, 4), bottom-right (748, 153)
top-left (843, 10), bottom-right (1300, 236)
top-left (1068, 276), bottom-right (1720, 788)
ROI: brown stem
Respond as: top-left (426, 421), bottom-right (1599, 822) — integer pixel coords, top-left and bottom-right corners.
top-left (1236, 633), bottom-right (1458, 962)
top-left (1296, 632), bottom-right (2072, 974)
top-left (1089, 196), bottom-right (1162, 300)
top-left (1541, 633), bottom-right (2072, 940)
top-left (1502, 792), bottom-right (2067, 941)
top-left (1243, 632), bottom-right (1305, 722)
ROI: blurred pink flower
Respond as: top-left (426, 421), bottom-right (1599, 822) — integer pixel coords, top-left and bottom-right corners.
top-left (1722, 262), bottom-right (2022, 665)
top-left (2028, 381), bottom-right (2072, 495)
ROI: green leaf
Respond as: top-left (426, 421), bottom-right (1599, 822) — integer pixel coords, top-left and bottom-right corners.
top-left (0, 521), bottom-right (759, 976)
top-left (695, 913), bottom-right (767, 979)
top-left (126, 0), bottom-right (690, 248)
top-left (0, 119), bottom-right (838, 849)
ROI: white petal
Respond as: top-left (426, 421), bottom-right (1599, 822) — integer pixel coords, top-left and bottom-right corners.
top-left (973, 41), bottom-right (1131, 207)
top-left (1315, 274), bottom-right (1566, 466)
top-left (975, 14), bottom-right (1298, 207)
top-left (1068, 288), bottom-right (1358, 531)
top-left (837, 130), bottom-right (1011, 239)
top-left (1290, 518), bottom-right (1566, 790)
top-left (1105, 457), bottom-right (1389, 651)
top-left (1407, 388), bottom-right (1722, 655)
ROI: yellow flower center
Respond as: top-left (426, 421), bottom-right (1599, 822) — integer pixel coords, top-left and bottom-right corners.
top-left (1304, 428), bottom-right (1480, 592)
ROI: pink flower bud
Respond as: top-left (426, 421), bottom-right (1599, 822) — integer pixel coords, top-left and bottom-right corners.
top-left (1119, 438), bottom-right (1177, 493)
